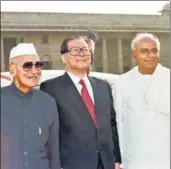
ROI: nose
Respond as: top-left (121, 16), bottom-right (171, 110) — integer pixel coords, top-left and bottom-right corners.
top-left (31, 65), bottom-right (39, 73)
top-left (79, 50), bottom-right (84, 57)
top-left (148, 51), bottom-right (155, 58)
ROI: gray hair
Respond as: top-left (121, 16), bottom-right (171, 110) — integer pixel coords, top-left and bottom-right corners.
top-left (131, 33), bottom-right (160, 51)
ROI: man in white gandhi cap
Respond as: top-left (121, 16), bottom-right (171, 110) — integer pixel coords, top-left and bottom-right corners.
top-left (1, 43), bottom-right (61, 169)
top-left (113, 33), bottom-right (170, 169)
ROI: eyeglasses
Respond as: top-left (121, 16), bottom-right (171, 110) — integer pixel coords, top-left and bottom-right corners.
top-left (69, 47), bottom-right (91, 56)
top-left (22, 61), bottom-right (44, 72)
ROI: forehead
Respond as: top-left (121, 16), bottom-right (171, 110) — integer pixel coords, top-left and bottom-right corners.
top-left (15, 55), bottom-right (39, 63)
top-left (68, 39), bottom-right (88, 49)
top-left (136, 37), bottom-right (157, 49)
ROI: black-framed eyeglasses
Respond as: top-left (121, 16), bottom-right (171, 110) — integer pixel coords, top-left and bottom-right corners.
top-left (68, 47), bottom-right (91, 56)
top-left (22, 61), bottom-right (44, 72)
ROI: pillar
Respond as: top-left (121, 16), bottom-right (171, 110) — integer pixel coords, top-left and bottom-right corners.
top-left (117, 38), bottom-right (123, 74)
top-left (102, 38), bottom-right (108, 72)
top-left (1, 38), bottom-right (5, 72)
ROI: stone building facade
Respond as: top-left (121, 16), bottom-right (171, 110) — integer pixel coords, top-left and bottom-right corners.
top-left (1, 7), bottom-right (170, 74)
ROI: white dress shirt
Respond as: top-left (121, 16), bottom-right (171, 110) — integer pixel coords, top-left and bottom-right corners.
top-left (67, 72), bottom-right (94, 104)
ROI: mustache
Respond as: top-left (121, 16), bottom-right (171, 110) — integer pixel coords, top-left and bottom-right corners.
top-left (25, 73), bottom-right (40, 78)
top-left (144, 59), bottom-right (156, 61)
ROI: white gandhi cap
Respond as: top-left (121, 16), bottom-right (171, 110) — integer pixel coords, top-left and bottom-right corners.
top-left (9, 43), bottom-right (39, 59)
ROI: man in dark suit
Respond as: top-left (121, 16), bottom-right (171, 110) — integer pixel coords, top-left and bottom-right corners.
top-left (40, 36), bottom-right (121, 169)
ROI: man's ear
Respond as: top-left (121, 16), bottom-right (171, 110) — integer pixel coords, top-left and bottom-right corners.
top-left (9, 64), bottom-right (16, 77)
top-left (131, 50), bottom-right (136, 59)
top-left (61, 55), bottom-right (66, 64)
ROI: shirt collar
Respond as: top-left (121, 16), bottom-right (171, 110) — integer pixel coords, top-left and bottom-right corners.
top-left (10, 82), bottom-right (33, 98)
top-left (133, 64), bottom-right (161, 77)
top-left (67, 71), bottom-right (89, 85)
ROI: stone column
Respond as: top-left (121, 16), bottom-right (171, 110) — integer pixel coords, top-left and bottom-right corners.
top-left (102, 38), bottom-right (108, 72)
top-left (117, 38), bottom-right (123, 74)
top-left (1, 38), bottom-right (5, 72)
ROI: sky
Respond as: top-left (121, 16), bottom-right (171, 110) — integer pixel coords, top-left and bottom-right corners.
top-left (1, 1), bottom-right (169, 15)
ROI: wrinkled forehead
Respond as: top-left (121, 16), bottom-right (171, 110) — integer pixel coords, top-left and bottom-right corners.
top-left (14, 54), bottom-right (40, 64)
top-left (68, 39), bottom-right (89, 49)
top-left (137, 37), bottom-right (158, 49)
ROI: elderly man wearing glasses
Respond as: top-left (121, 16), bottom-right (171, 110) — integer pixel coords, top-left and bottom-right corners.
top-left (1, 43), bottom-right (61, 169)
top-left (40, 36), bottom-right (122, 169)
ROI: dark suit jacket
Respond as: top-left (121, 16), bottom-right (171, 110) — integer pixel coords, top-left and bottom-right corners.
top-left (40, 72), bottom-right (121, 169)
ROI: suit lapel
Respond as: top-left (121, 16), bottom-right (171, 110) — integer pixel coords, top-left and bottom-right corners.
top-left (89, 77), bottom-right (102, 128)
top-left (61, 72), bottom-right (96, 128)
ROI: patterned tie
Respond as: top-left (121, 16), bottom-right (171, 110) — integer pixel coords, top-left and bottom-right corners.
top-left (79, 79), bottom-right (98, 128)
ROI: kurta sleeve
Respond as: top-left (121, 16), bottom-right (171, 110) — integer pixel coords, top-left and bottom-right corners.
top-left (48, 98), bottom-right (61, 169)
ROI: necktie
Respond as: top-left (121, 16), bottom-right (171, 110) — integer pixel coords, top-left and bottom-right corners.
top-left (79, 79), bottom-right (98, 128)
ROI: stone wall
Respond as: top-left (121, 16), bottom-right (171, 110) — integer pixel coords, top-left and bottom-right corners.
top-left (1, 31), bottom-right (170, 73)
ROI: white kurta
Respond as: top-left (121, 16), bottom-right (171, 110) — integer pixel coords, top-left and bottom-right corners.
top-left (113, 64), bottom-right (170, 169)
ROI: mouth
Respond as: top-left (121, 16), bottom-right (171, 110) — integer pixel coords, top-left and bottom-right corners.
top-left (145, 60), bottom-right (155, 63)
top-left (26, 76), bottom-right (39, 80)
top-left (76, 59), bottom-right (88, 62)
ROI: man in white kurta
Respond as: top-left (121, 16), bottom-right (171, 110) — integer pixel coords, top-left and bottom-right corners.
top-left (113, 33), bottom-right (170, 169)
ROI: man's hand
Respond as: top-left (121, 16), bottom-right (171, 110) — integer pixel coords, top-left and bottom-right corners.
top-left (115, 163), bottom-right (120, 169)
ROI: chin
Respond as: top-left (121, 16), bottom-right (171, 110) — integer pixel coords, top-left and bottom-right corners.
top-left (23, 81), bottom-right (39, 88)
top-left (27, 84), bottom-right (38, 88)
top-left (78, 67), bottom-right (89, 70)
top-left (145, 64), bottom-right (156, 69)
top-left (77, 64), bottom-right (89, 69)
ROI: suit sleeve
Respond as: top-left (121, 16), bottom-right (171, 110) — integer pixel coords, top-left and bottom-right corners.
top-left (48, 99), bottom-right (61, 169)
top-left (107, 83), bottom-right (122, 163)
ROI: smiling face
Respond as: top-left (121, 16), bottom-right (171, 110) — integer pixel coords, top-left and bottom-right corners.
top-left (63, 39), bottom-right (92, 72)
top-left (132, 37), bottom-right (160, 74)
top-left (9, 55), bottom-right (43, 89)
